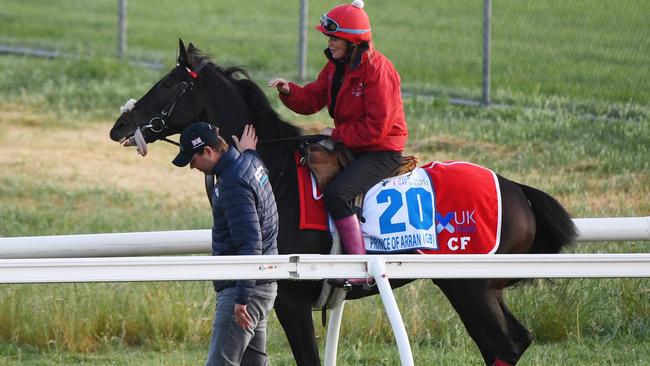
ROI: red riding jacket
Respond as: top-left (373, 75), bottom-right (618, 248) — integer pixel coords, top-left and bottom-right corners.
top-left (279, 48), bottom-right (408, 153)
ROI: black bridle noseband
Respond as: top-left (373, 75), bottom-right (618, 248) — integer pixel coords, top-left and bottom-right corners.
top-left (138, 59), bottom-right (209, 146)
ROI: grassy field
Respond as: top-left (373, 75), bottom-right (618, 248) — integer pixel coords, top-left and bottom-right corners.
top-left (1, 0), bottom-right (649, 106)
top-left (1, 0), bottom-right (649, 365)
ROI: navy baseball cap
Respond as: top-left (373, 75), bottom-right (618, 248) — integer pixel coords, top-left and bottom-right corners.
top-left (172, 122), bottom-right (219, 167)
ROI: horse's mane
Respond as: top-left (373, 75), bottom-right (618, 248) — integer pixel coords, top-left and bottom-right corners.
top-left (189, 50), bottom-right (302, 140)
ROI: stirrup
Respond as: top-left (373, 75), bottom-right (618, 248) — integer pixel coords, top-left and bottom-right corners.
top-left (327, 277), bottom-right (375, 291)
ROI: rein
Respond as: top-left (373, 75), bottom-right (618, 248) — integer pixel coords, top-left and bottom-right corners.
top-left (203, 134), bottom-right (327, 207)
top-left (258, 134), bottom-right (327, 145)
top-left (166, 133), bottom-right (328, 149)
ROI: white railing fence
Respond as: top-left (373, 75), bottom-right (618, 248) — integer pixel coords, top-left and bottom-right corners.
top-left (1, 253), bottom-right (649, 366)
top-left (2, 253), bottom-right (650, 284)
top-left (0, 216), bottom-right (648, 366)
top-left (1, 217), bottom-right (648, 259)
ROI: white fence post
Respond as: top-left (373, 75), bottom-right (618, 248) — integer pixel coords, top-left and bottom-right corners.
top-left (368, 257), bottom-right (414, 366)
top-left (298, 0), bottom-right (308, 81)
top-left (325, 301), bottom-right (345, 366)
top-left (117, 0), bottom-right (127, 59)
top-left (482, 0), bottom-right (491, 105)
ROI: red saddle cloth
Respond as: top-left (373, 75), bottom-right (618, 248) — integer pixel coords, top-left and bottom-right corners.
top-left (420, 161), bottom-right (501, 254)
top-left (295, 151), bottom-right (328, 231)
top-left (295, 156), bottom-right (501, 254)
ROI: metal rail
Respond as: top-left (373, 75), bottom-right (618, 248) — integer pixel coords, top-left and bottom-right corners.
top-left (1, 253), bottom-right (649, 366)
top-left (1, 253), bottom-right (649, 284)
top-left (0, 217), bottom-right (647, 259)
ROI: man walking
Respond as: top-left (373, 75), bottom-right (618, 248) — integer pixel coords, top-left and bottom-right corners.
top-left (172, 122), bottom-right (278, 366)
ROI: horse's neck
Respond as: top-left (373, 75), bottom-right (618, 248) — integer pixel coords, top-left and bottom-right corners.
top-left (202, 69), bottom-right (299, 144)
top-left (258, 144), bottom-right (294, 176)
top-left (200, 67), bottom-right (300, 193)
top-left (201, 71), bottom-right (250, 139)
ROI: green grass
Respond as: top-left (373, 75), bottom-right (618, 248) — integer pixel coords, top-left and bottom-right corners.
top-left (0, 56), bottom-right (160, 119)
top-left (1, 0), bottom-right (649, 364)
top-left (0, 175), bottom-right (211, 237)
top-left (1, 337), bottom-right (649, 365)
top-left (0, 278), bottom-right (648, 365)
top-left (1, 0), bottom-right (649, 107)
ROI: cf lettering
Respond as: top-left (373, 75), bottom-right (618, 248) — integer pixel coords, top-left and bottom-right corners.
top-left (447, 236), bottom-right (470, 251)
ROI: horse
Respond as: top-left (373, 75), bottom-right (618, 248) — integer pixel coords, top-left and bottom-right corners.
top-left (109, 40), bottom-right (577, 366)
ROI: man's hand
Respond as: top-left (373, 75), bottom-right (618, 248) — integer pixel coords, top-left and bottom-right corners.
top-left (232, 124), bottom-right (258, 152)
top-left (267, 78), bottom-right (290, 94)
top-left (234, 303), bottom-right (253, 330)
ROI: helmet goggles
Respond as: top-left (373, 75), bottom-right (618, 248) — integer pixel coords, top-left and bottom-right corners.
top-left (320, 14), bottom-right (370, 35)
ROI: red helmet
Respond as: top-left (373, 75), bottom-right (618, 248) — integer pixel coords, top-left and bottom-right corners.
top-left (316, 0), bottom-right (371, 44)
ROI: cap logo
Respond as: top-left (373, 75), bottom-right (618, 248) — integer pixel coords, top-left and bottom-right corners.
top-left (191, 137), bottom-right (204, 148)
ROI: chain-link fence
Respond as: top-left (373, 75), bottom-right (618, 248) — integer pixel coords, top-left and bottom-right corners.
top-left (487, 0), bottom-right (649, 104)
top-left (1, 0), bottom-right (648, 105)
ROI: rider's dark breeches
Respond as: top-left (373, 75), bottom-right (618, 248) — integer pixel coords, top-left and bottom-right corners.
top-left (324, 150), bottom-right (402, 220)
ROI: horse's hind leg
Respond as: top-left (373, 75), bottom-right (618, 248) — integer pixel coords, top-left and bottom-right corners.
top-left (496, 294), bottom-right (533, 363)
top-left (274, 283), bottom-right (321, 366)
top-left (436, 279), bottom-right (529, 365)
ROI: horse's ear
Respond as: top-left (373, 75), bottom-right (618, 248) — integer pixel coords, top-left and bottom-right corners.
top-left (188, 42), bottom-right (197, 54)
top-left (178, 39), bottom-right (189, 67)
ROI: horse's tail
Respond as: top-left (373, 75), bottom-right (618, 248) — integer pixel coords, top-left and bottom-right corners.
top-left (519, 184), bottom-right (577, 254)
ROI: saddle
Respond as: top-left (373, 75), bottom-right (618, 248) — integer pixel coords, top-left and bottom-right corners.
top-left (304, 139), bottom-right (419, 310)
top-left (305, 138), bottom-right (419, 191)
top-left (302, 140), bottom-right (501, 310)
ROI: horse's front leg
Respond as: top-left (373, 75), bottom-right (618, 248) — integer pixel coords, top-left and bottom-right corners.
top-left (274, 281), bottom-right (321, 366)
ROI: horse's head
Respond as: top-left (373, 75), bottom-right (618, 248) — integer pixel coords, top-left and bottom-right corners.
top-left (109, 39), bottom-right (211, 155)
top-left (110, 39), bottom-right (300, 163)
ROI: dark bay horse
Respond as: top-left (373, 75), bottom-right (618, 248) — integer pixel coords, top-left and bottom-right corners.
top-left (109, 40), bottom-right (577, 365)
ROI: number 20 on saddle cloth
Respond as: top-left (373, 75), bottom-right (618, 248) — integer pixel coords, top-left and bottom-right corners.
top-left (295, 157), bottom-right (501, 255)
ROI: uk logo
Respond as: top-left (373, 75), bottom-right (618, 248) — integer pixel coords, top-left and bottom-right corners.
top-left (435, 212), bottom-right (455, 233)
top-left (191, 137), bottom-right (204, 148)
top-left (436, 210), bottom-right (478, 234)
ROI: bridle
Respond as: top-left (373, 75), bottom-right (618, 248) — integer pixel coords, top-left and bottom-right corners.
top-left (137, 59), bottom-right (209, 146)
top-left (135, 57), bottom-right (323, 148)
top-left (129, 57), bottom-right (330, 206)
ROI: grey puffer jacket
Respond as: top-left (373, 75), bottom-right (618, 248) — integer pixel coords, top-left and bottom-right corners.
top-left (210, 147), bottom-right (278, 305)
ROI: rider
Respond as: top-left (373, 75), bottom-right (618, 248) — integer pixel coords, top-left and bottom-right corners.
top-left (269, 0), bottom-right (408, 263)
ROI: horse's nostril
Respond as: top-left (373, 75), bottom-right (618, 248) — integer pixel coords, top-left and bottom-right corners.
top-left (109, 123), bottom-right (125, 141)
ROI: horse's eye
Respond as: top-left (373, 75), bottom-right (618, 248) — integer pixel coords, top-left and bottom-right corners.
top-left (162, 81), bottom-right (174, 88)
